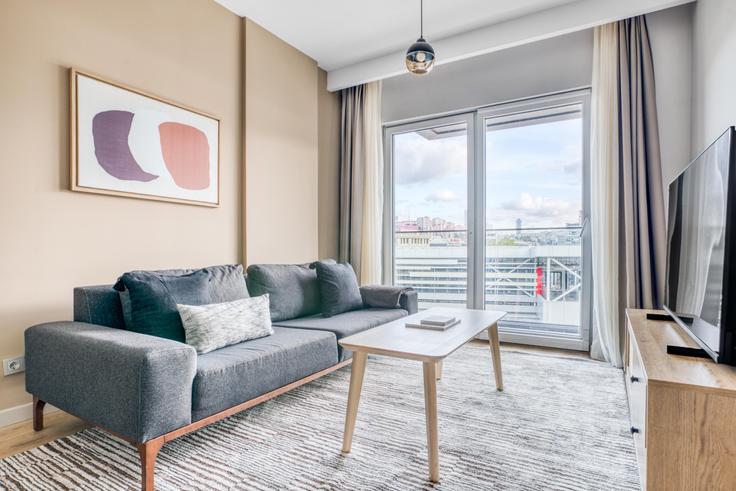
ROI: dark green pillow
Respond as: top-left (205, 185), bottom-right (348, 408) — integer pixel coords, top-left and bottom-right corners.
top-left (115, 270), bottom-right (213, 342)
top-left (314, 261), bottom-right (364, 317)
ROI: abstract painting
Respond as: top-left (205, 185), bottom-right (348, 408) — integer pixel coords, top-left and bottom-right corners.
top-left (70, 68), bottom-right (219, 206)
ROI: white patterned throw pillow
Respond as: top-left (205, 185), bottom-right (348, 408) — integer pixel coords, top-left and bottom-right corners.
top-left (177, 294), bottom-right (273, 354)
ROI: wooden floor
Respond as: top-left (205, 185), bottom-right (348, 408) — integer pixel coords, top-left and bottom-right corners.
top-left (0, 342), bottom-right (589, 459)
top-left (0, 410), bottom-right (87, 459)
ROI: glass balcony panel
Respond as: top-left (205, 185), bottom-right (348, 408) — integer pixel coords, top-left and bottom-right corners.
top-left (394, 230), bottom-right (468, 310)
top-left (394, 227), bottom-right (582, 336)
top-left (485, 227), bottom-right (582, 336)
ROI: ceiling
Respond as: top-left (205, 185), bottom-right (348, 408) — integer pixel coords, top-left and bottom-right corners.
top-left (214, 0), bottom-right (580, 71)
top-left (215, 0), bottom-right (695, 90)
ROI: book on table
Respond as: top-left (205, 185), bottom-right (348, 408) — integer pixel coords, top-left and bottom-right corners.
top-left (406, 315), bottom-right (460, 331)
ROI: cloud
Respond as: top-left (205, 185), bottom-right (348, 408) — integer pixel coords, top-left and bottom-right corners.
top-left (393, 133), bottom-right (466, 185)
top-left (425, 189), bottom-right (459, 202)
top-left (496, 192), bottom-right (581, 225)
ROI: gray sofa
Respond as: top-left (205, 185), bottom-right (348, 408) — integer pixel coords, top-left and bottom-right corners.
top-left (25, 263), bottom-right (416, 491)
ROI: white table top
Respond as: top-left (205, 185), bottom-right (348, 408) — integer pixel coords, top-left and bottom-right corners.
top-left (339, 308), bottom-right (506, 362)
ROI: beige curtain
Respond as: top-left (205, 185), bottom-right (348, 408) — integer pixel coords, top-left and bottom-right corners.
top-left (590, 16), bottom-right (666, 367)
top-left (339, 82), bottom-right (384, 284)
top-left (591, 23), bottom-right (622, 366)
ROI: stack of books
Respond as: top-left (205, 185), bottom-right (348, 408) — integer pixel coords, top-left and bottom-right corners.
top-left (406, 314), bottom-right (460, 331)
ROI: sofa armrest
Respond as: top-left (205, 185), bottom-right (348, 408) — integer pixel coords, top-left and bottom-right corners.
top-left (399, 289), bottom-right (418, 315)
top-left (359, 285), bottom-right (418, 315)
top-left (25, 322), bottom-right (196, 443)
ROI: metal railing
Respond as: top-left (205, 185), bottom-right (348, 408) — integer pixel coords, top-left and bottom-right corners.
top-left (393, 226), bottom-right (583, 328)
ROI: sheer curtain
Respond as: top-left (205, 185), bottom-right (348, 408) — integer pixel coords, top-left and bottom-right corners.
top-left (590, 16), bottom-right (666, 367)
top-left (339, 81), bottom-right (384, 284)
top-left (590, 23), bottom-right (622, 367)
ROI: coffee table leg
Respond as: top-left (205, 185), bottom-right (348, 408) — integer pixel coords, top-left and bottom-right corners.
top-left (487, 322), bottom-right (504, 391)
top-left (342, 351), bottom-right (367, 454)
top-left (435, 360), bottom-right (443, 380)
top-left (422, 361), bottom-right (440, 482)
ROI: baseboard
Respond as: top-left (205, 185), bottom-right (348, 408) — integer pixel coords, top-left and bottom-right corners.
top-left (0, 401), bottom-right (59, 429)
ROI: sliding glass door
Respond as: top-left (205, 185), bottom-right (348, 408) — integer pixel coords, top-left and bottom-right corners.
top-left (479, 95), bottom-right (590, 349)
top-left (384, 114), bottom-right (474, 309)
top-left (385, 91), bottom-right (590, 350)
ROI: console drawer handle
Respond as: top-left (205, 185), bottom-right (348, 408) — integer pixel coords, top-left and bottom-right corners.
top-left (630, 376), bottom-right (640, 383)
top-left (630, 426), bottom-right (640, 434)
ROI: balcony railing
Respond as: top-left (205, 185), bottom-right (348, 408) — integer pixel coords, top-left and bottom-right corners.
top-left (393, 226), bottom-right (583, 333)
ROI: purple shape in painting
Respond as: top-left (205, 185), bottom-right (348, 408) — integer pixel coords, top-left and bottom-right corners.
top-left (92, 110), bottom-right (158, 182)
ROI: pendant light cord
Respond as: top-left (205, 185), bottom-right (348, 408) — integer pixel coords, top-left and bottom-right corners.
top-left (420, 0), bottom-right (424, 38)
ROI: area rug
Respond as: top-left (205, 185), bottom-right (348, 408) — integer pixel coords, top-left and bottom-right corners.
top-left (0, 344), bottom-right (640, 490)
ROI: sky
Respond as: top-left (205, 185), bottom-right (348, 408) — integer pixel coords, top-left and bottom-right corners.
top-left (393, 117), bottom-right (583, 230)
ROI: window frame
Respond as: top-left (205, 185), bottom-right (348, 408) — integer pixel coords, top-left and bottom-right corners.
top-left (382, 88), bottom-right (591, 351)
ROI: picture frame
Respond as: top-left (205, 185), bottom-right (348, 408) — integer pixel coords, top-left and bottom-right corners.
top-left (69, 68), bottom-right (220, 207)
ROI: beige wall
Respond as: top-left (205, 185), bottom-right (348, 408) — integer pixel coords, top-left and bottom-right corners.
top-left (244, 19), bottom-right (323, 264)
top-left (318, 70), bottom-right (341, 259)
top-left (0, 0), bottom-right (243, 411)
top-left (0, 2), bottom-right (343, 415)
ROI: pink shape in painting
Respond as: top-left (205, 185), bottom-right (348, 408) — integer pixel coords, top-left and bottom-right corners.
top-left (158, 122), bottom-right (210, 190)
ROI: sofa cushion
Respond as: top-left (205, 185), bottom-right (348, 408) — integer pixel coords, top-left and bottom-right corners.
top-left (192, 326), bottom-right (338, 421)
top-left (200, 264), bottom-right (250, 303)
top-left (74, 285), bottom-right (126, 329)
top-left (274, 308), bottom-right (408, 360)
top-left (115, 270), bottom-right (213, 342)
top-left (116, 265), bottom-right (248, 305)
top-left (115, 265), bottom-right (249, 341)
top-left (246, 263), bottom-right (322, 321)
top-left (314, 261), bottom-right (363, 317)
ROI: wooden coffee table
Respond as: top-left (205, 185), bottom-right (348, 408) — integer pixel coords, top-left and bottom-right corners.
top-left (338, 308), bottom-right (507, 482)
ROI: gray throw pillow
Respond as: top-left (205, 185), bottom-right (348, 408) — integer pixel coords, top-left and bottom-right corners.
top-left (314, 261), bottom-right (364, 317)
top-left (114, 270), bottom-right (213, 342)
top-left (178, 295), bottom-right (273, 354)
top-left (114, 264), bottom-right (249, 341)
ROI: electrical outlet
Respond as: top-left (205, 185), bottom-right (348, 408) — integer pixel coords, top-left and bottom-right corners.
top-left (3, 356), bottom-right (25, 376)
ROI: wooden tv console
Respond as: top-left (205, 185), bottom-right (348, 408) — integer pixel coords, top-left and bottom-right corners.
top-left (624, 309), bottom-right (736, 490)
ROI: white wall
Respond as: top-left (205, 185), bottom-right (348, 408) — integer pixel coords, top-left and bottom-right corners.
top-left (691, 0), bottom-right (736, 156)
top-left (382, 29), bottom-right (594, 123)
top-left (647, 4), bottom-right (694, 187)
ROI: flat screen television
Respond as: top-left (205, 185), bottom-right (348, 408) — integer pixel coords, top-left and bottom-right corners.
top-left (664, 127), bottom-right (736, 365)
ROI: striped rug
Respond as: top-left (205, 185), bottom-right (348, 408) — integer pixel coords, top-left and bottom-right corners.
top-left (0, 344), bottom-right (640, 490)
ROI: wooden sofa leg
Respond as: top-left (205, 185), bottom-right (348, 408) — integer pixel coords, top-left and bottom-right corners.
top-left (137, 437), bottom-right (165, 491)
top-left (32, 396), bottom-right (46, 431)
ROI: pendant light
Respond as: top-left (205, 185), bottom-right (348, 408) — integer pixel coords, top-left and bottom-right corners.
top-left (405, 0), bottom-right (435, 75)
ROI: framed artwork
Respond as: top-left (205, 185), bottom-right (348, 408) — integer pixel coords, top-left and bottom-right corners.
top-left (70, 68), bottom-right (220, 206)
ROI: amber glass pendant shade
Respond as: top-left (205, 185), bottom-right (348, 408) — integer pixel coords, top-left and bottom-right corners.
top-left (405, 0), bottom-right (435, 75)
top-left (406, 37), bottom-right (435, 75)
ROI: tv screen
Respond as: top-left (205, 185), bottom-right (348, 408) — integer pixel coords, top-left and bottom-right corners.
top-left (664, 127), bottom-right (735, 362)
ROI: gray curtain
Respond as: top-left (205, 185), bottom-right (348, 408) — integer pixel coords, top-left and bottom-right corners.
top-left (339, 85), bottom-right (366, 278)
top-left (617, 16), bottom-right (667, 313)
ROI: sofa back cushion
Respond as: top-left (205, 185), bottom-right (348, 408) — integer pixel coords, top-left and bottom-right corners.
top-left (246, 263), bottom-right (322, 321)
top-left (73, 285), bottom-right (126, 329)
top-left (73, 265), bottom-right (249, 333)
top-left (199, 264), bottom-right (250, 303)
